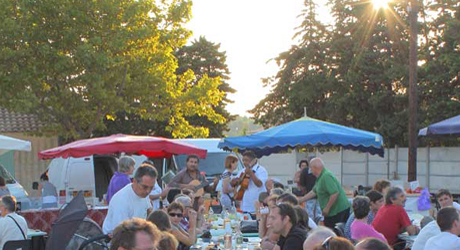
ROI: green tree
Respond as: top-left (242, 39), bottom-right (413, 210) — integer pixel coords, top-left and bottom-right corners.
top-left (251, 0), bottom-right (418, 146)
top-left (0, 0), bottom-right (224, 140)
top-left (175, 36), bottom-right (236, 137)
top-left (418, 1), bottom-right (460, 145)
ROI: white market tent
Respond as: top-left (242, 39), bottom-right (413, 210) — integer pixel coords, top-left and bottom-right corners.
top-left (0, 134), bottom-right (32, 154)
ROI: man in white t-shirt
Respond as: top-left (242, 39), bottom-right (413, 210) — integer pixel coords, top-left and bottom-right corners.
top-left (103, 164), bottom-right (157, 234)
top-left (412, 220), bottom-right (441, 250)
top-left (237, 151), bottom-right (268, 213)
top-left (0, 196), bottom-right (29, 249)
top-left (436, 189), bottom-right (460, 212)
top-left (424, 207), bottom-right (460, 250)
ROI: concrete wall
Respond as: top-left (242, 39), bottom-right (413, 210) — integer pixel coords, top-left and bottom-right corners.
top-left (261, 147), bottom-right (460, 194)
top-left (3, 133), bottom-right (58, 196)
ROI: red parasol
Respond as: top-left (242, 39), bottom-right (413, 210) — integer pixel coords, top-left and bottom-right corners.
top-left (38, 134), bottom-right (207, 159)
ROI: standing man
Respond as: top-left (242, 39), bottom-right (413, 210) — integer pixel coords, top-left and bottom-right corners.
top-left (103, 164), bottom-right (157, 234)
top-left (168, 155), bottom-right (209, 192)
top-left (299, 158), bottom-right (350, 229)
top-left (372, 187), bottom-right (419, 248)
top-left (237, 151), bottom-right (268, 214)
top-left (424, 207), bottom-right (460, 249)
top-left (268, 203), bottom-right (306, 250)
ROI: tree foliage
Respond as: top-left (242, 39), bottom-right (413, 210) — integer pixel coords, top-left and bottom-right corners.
top-left (0, 0), bottom-right (225, 140)
top-left (175, 36), bottom-right (236, 137)
top-left (97, 36), bottom-right (235, 138)
top-left (250, 0), bottom-right (460, 147)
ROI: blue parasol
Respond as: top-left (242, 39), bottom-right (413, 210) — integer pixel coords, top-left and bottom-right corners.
top-left (218, 117), bottom-right (384, 157)
top-left (418, 114), bottom-right (460, 137)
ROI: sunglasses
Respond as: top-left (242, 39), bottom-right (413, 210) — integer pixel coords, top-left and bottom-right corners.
top-left (169, 213), bottom-right (183, 218)
top-left (322, 236), bottom-right (333, 250)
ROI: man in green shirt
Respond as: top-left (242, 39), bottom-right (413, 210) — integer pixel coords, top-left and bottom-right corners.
top-left (299, 158), bottom-right (350, 229)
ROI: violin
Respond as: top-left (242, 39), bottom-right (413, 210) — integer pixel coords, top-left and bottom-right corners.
top-left (234, 168), bottom-right (251, 201)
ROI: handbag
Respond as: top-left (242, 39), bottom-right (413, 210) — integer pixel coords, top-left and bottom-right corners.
top-left (240, 220), bottom-right (258, 233)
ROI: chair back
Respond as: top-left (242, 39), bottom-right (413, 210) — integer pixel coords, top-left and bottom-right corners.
top-left (334, 222), bottom-right (346, 237)
top-left (4, 239), bottom-right (31, 250)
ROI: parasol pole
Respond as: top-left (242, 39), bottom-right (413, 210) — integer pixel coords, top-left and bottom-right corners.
top-left (304, 107), bottom-right (307, 117)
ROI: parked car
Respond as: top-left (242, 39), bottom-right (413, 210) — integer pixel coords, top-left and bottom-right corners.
top-left (0, 163), bottom-right (31, 210)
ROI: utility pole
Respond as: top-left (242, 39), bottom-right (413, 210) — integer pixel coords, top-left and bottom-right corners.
top-left (408, 0), bottom-right (418, 182)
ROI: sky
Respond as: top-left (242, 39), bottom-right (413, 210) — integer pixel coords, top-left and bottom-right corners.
top-left (186, 0), bottom-right (330, 117)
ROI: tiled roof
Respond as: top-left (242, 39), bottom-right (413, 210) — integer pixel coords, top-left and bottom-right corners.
top-left (0, 108), bottom-right (44, 133)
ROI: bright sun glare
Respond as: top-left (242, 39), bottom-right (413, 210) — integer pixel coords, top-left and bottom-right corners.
top-left (372, 0), bottom-right (391, 9)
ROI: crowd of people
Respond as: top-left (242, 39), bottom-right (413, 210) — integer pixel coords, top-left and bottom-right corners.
top-left (0, 150), bottom-right (455, 250)
top-left (97, 151), bottom-right (460, 250)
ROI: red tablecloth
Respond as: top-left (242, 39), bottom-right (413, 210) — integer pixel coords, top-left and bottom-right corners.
top-left (19, 207), bottom-right (108, 233)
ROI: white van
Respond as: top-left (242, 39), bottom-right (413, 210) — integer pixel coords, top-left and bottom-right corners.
top-left (0, 163), bottom-right (31, 210)
top-left (45, 155), bottom-right (118, 205)
top-left (42, 155), bottom-right (165, 206)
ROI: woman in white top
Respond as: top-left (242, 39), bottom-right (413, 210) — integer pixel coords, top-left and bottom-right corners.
top-left (220, 155), bottom-right (238, 210)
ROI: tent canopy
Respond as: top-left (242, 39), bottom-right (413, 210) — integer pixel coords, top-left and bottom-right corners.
top-left (0, 135), bottom-right (31, 152)
top-left (419, 114), bottom-right (460, 137)
top-left (39, 134), bottom-right (207, 160)
top-left (218, 117), bottom-right (384, 157)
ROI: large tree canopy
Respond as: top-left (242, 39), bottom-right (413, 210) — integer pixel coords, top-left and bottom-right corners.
top-left (175, 36), bottom-right (236, 137)
top-left (96, 36), bottom-right (235, 138)
top-left (0, 0), bottom-right (225, 140)
top-left (251, 0), bottom-right (460, 147)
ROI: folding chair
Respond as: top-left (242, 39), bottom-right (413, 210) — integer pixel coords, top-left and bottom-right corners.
top-left (3, 239), bottom-right (32, 250)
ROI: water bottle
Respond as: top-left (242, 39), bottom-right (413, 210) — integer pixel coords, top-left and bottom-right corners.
top-left (224, 223), bottom-right (232, 249)
top-left (235, 227), bottom-right (243, 247)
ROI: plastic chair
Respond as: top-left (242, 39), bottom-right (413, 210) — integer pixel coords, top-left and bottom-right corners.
top-left (3, 239), bottom-right (31, 250)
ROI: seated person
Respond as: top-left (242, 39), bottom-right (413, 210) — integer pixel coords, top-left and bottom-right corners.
top-left (148, 210), bottom-right (172, 231)
top-left (158, 232), bottom-right (179, 250)
top-left (277, 193), bottom-right (317, 229)
top-left (350, 196), bottom-right (386, 243)
top-left (271, 188), bottom-right (285, 196)
top-left (373, 180), bottom-right (391, 196)
top-left (168, 202), bottom-right (197, 247)
top-left (265, 178), bottom-right (283, 194)
top-left (311, 236), bottom-right (355, 250)
top-left (412, 219), bottom-right (440, 250)
top-left (110, 218), bottom-right (161, 250)
top-left (174, 196), bottom-right (193, 231)
top-left (0, 196), bottom-right (29, 249)
top-left (175, 195), bottom-right (205, 232)
top-left (269, 203), bottom-right (307, 250)
top-left (372, 187), bottom-right (419, 248)
top-left (436, 189), bottom-right (460, 212)
top-left (424, 207), bottom-right (460, 250)
top-left (303, 226), bottom-right (336, 250)
top-left (0, 177), bottom-right (10, 197)
top-left (355, 238), bottom-right (391, 250)
top-left (294, 206), bottom-right (312, 232)
top-left (166, 188), bottom-right (182, 204)
top-left (344, 190), bottom-right (384, 240)
top-left (258, 194), bottom-right (280, 250)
